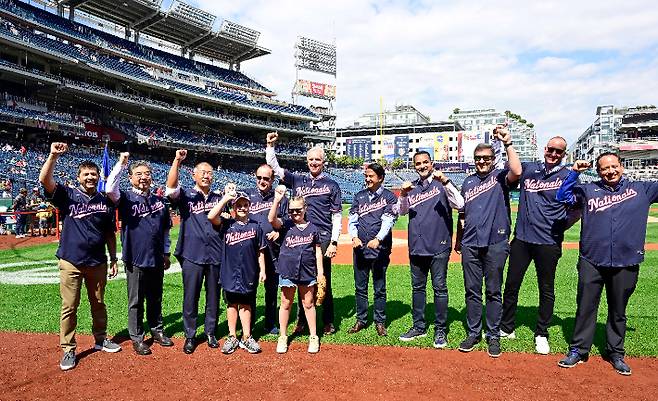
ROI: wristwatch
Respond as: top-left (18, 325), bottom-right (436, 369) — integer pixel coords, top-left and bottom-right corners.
top-left (330, 240), bottom-right (338, 246)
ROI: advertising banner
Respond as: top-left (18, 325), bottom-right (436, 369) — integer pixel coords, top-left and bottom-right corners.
top-left (461, 130), bottom-right (485, 163)
top-left (345, 138), bottom-right (372, 160)
top-left (433, 133), bottom-right (450, 161)
top-left (394, 135), bottom-right (409, 160)
top-left (293, 79), bottom-right (336, 99)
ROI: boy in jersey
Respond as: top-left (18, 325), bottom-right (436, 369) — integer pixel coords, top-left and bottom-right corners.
top-left (39, 142), bottom-right (121, 371)
top-left (208, 189), bottom-right (267, 354)
top-left (556, 153), bottom-right (658, 376)
top-left (106, 153), bottom-right (173, 356)
top-left (348, 163), bottom-right (398, 336)
top-left (456, 126), bottom-right (522, 358)
top-left (166, 149), bottom-right (223, 354)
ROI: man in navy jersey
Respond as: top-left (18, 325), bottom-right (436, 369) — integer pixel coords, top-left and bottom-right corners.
top-left (106, 153), bottom-right (173, 356)
top-left (266, 132), bottom-right (342, 335)
top-left (242, 164), bottom-right (288, 335)
top-left (348, 163), bottom-right (397, 337)
top-left (397, 152), bottom-right (464, 347)
top-left (165, 149), bottom-right (223, 354)
top-left (456, 126), bottom-right (522, 358)
top-left (39, 142), bottom-right (121, 371)
top-left (500, 136), bottom-right (574, 355)
top-left (556, 153), bottom-right (658, 376)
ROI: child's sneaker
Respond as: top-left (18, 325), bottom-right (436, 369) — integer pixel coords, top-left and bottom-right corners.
top-left (221, 335), bottom-right (240, 354)
top-left (239, 336), bottom-right (261, 354)
top-left (308, 335), bottom-right (320, 353)
top-left (276, 335), bottom-right (288, 354)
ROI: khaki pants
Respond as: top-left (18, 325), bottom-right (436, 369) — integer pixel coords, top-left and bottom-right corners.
top-left (59, 259), bottom-right (108, 352)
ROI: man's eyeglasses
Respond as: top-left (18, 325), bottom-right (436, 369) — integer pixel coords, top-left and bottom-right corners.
top-left (256, 175), bottom-right (272, 182)
top-left (474, 155), bottom-right (494, 162)
top-left (546, 147), bottom-right (566, 155)
top-left (289, 208), bottom-right (303, 214)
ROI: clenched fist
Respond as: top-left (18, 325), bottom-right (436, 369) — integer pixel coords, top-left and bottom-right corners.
top-left (175, 149), bottom-right (187, 161)
top-left (400, 181), bottom-right (415, 196)
top-left (266, 132), bottom-right (278, 146)
top-left (572, 160), bottom-right (591, 172)
top-left (274, 184), bottom-right (287, 201)
top-left (50, 142), bottom-right (68, 156)
top-left (119, 152), bottom-right (130, 166)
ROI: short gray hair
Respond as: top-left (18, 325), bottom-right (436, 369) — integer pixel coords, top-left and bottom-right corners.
top-left (307, 146), bottom-right (325, 161)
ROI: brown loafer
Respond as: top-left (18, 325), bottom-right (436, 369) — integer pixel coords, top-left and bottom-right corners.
top-left (323, 323), bottom-right (337, 335)
top-left (375, 323), bottom-right (387, 337)
top-left (348, 321), bottom-right (367, 334)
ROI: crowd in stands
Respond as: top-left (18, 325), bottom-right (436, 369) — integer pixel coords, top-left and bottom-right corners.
top-left (0, 1), bottom-right (317, 120)
top-left (0, 0), bottom-right (271, 93)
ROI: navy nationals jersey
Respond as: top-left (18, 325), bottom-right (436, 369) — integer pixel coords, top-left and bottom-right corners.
top-left (349, 188), bottom-right (397, 259)
top-left (48, 183), bottom-right (115, 267)
top-left (220, 219), bottom-right (266, 293)
top-left (406, 179), bottom-right (454, 256)
top-left (557, 171), bottom-right (658, 267)
top-left (515, 162), bottom-right (572, 245)
top-left (282, 171), bottom-right (341, 240)
top-left (170, 188), bottom-right (223, 265)
top-left (460, 169), bottom-right (512, 247)
top-left (117, 190), bottom-right (170, 268)
top-left (277, 220), bottom-right (321, 281)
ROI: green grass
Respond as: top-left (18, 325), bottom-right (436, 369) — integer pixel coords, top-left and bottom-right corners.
top-left (1, 239), bottom-right (657, 356)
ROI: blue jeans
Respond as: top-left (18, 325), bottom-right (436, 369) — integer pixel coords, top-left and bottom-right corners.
top-left (461, 240), bottom-right (510, 339)
top-left (409, 250), bottom-right (451, 333)
top-left (15, 213), bottom-right (26, 235)
top-left (353, 250), bottom-right (389, 324)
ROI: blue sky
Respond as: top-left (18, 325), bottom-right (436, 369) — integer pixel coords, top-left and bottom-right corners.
top-left (183, 0), bottom-right (658, 148)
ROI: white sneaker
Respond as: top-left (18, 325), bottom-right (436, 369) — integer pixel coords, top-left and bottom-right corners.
top-left (535, 335), bottom-right (550, 355)
top-left (499, 330), bottom-right (516, 339)
top-left (308, 335), bottom-right (320, 354)
top-left (276, 335), bottom-right (288, 354)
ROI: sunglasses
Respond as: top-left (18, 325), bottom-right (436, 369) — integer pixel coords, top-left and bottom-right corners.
top-left (256, 175), bottom-right (272, 182)
top-left (546, 147), bottom-right (566, 155)
top-left (289, 208), bottom-right (303, 214)
top-left (474, 155), bottom-right (494, 162)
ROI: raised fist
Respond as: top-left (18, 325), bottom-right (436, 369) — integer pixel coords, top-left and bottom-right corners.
top-left (400, 181), bottom-right (415, 196)
top-left (224, 182), bottom-right (237, 199)
top-left (175, 149), bottom-right (187, 161)
top-left (119, 152), bottom-right (130, 166)
top-left (572, 160), bottom-right (591, 172)
top-left (494, 124), bottom-right (511, 145)
top-left (432, 170), bottom-right (447, 184)
top-left (274, 184), bottom-right (286, 201)
top-left (50, 142), bottom-right (68, 155)
top-left (266, 132), bottom-right (278, 146)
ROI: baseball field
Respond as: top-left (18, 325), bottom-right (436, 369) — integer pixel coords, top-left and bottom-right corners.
top-left (1, 207), bottom-right (657, 400)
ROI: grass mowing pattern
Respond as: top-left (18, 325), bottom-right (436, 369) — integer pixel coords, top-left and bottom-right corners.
top-left (1, 241), bottom-right (657, 356)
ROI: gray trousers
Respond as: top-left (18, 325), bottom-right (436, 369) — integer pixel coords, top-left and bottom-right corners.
top-left (125, 263), bottom-right (165, 343)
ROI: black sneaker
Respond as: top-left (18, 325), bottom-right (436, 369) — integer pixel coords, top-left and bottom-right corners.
top-left (398, 327), bottom-right (427, 342)
top-left (558, 349), bottom-right (588, 368)
top-left (487, 337), bottom-right (501, 358)
top-left (433, 331), bottom-right (448, 349)
top-left (458, 335), bottom-right (481, 352)
top-left (610, 357), bottom-right (632, 376)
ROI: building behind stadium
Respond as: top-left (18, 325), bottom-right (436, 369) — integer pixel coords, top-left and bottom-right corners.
top-left (333, 106), bottom-right (538, 166)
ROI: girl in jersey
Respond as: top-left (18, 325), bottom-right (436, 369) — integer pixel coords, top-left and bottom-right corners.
top-left (209, 189), bottom-right (266, 354)
top-left (269, 185), bottom-right (324, 353)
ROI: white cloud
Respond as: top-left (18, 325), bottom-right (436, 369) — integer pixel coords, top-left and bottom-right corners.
top-left (190, 0), bottom-right (658, 148)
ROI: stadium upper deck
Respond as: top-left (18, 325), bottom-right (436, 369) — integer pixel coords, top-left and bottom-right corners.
top-left (0, 0), bottom-right (324, 129)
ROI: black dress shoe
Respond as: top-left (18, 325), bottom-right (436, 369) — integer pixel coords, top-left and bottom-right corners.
top-left (152, 331), bottom-right (174, 347)
top-left (207, 335), bottom-right (219, 349)
top-left (183, 337), bottom-right (196, 354)
top-left (132, 341), bottom-right (152, 356)
top-left (323, 323), bottom-right (337, 335)
top-left (348, 321), bottom-right (367, 334)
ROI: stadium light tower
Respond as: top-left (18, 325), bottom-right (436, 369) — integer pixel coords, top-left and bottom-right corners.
top-left (292, 36), bottom-right (337, 131)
